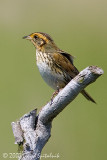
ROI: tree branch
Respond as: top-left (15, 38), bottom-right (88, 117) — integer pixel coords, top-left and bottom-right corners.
top-left (11, 66), bottom-right (103, 160)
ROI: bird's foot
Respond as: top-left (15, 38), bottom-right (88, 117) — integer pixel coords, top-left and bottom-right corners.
top-left (50, 88), bottom-right (62, 105)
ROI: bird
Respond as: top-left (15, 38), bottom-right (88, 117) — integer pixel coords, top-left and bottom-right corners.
top-left (23, 32), bottom-right (96, 103)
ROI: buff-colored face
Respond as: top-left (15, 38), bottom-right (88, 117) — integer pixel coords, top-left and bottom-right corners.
top-left (23, 32), bottom-right (54, 50)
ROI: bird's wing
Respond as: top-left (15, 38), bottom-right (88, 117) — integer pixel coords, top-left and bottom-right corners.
top-left (58, 50), bottom-right (74, 65)
top-left (53, 52), bottom-right (79, 79)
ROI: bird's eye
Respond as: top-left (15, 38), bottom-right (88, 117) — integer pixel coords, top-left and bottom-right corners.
top-left (34, 35), bottom-right (38, 39)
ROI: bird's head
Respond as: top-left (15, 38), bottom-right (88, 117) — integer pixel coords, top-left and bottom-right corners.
top-left (23, 32), bottom-right (58, 52)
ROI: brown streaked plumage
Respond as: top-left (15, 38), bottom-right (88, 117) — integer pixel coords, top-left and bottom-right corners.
top-left (23, 32), bottom-right (96, 103)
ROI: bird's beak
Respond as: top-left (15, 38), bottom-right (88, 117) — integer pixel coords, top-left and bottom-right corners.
top-left (23, 35), bottom-right (32, 40)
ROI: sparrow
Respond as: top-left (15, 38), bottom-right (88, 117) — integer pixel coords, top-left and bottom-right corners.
top-left (23, 32), bottom-right (96, 103)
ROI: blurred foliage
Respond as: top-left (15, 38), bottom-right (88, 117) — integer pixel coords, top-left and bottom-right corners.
top-left (0, 0), bottom-right (107, 160)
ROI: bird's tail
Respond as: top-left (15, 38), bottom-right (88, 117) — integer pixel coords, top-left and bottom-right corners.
top-left (81, 90), bottom-right (96, 104)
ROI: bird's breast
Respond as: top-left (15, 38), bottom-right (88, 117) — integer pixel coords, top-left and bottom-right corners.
top-left (36, 51), bottom-right (66, 90)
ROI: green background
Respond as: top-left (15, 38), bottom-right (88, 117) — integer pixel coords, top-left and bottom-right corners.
top-left (0, 0), bottom-right (107, 160)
